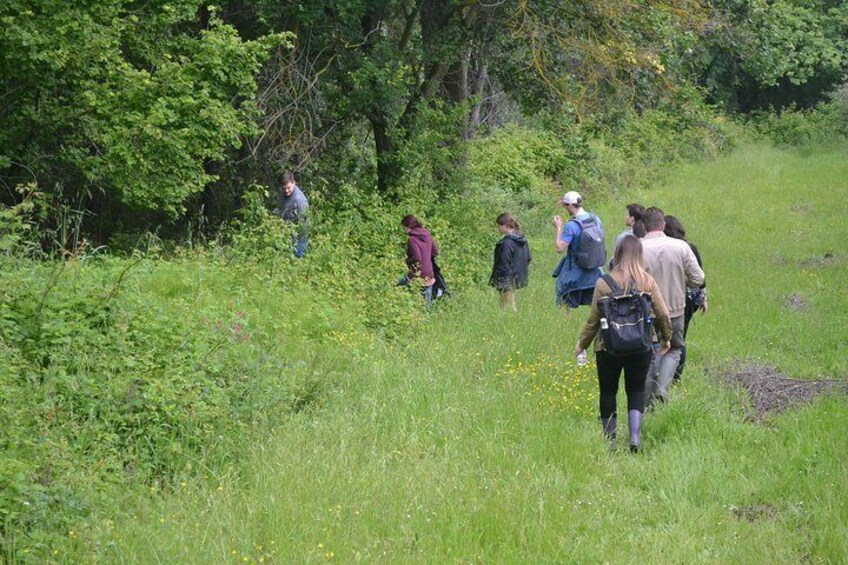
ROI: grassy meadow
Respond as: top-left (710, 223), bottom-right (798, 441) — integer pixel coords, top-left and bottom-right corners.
top-left (4, 144), bottom-right (848, 563)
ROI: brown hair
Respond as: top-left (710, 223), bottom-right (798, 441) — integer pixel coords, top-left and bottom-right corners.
top-left (279, 171), bottom-right (295, 185)
top-left (496, 213), bottom-right (522, 233)
top-left (641, 207), bottom-right (666, 233)
top-left (632, 219), bottom-right (647, 238)
top-left (610, 235), bottom-right (651, 293)
top-left (663, 215), bottom-right (687, 240)
top-left (626, 203), bottom-right (645, 221)
top-left (401, 215), bottom-right (422, 229)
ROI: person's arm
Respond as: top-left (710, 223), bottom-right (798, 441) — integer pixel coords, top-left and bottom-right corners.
top-left (292, 192), bottom-right (308, 220)
top-left (690, 243), bottom-right (703, 271)
top-left (553, 215), bottom-right (570, 253)
top-left (490, 240), bottom-right (507, 287)
top-left (407, 239), bottom-right (422, 278)
top-left (683, 246), bottom-right (705, 289)
top-left (576, 281), bottom-right (605, 352)
top-left (649, 278), bottom-right (672, 354)
top-left (689, 243), bottom-right (707, 312)
top-left (494, 240), bottom-right (512, 281)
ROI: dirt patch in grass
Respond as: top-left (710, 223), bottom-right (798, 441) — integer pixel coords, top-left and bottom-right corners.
top-left (770, 252), bottom-right (842, 268)
top-left (731, 503), bottom-right (779, 522)
top-left (718, 364), bottom-right (848, 422)
top-left (784, 293), bottom-right (807, 311)
top-left (799, 252), bottom-right (840, 268)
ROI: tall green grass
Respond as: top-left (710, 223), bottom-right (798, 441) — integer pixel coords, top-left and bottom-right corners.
top-left (12, 144), bottom-right (848, 563)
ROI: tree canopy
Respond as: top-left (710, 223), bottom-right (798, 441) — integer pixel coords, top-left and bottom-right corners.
top-left (1, 0), bottom-right (846, 238)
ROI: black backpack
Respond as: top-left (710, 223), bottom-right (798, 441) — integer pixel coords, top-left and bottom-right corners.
top-left (597, 274), bottom-right (653, 356)
top-left (569, 214), bottom-right (606, 269)
top-left (432, 258), bottom-right (449, 300)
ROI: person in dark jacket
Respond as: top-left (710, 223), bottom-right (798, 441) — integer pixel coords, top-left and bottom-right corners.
top-left (663, 215), bottom-right (707, 381)
top-left (489, 213), bottom-right (531, 312)
top-left (398, 215), bottom-right (440, 304)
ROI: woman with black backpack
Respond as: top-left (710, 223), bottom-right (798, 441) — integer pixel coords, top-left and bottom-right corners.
top-left (574, 235), bottom-right (672, 452)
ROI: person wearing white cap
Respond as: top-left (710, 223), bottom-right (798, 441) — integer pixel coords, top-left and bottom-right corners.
top-left (551, 190), bottom-right (606, 310)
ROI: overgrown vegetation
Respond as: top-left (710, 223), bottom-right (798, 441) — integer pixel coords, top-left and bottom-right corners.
top-left (2, 0), bottom-right (847, 559)
top-left (2, 142), bottom-right (844, 562)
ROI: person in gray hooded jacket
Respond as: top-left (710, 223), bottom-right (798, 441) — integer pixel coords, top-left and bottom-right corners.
top-left (274, 171), bottom-right (310, 258)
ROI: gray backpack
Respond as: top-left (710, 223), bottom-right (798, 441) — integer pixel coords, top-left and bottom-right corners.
top-left (569, 214), bottom-right (606, 269)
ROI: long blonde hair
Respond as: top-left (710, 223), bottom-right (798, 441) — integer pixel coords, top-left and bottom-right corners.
top-left (611, 235), bottom-right (651, 293)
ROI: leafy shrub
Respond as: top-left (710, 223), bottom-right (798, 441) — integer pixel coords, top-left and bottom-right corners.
top-left (0, 254), bottom-right (366, 548)
top-left (748, 84), bottom-right (848, 146)
top-left (0, 184), bottom-right (50, 259)
top-left (467, 125), bottom-right (588, 196)
top-left (613, 89), bottom-right (736, 165)
top-left (0, 100), bottom-right (752, 554)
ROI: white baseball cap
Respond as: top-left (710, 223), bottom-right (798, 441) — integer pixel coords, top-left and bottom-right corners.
top-left (561, 191), bottom-right (583, 205)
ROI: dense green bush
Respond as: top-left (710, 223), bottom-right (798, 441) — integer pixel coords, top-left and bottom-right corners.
top-left (613, 89), bottom-right (736, 165)
top-left (466, 125), bottom-right (588, 196)
top-left (0, 255), bottom-right (361, 545)
top-left (748, 83), bottom-right (848, 145)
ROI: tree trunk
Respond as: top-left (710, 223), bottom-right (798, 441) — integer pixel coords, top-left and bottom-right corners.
top-left (369, 113), bottom-right (398, 195)
top-left (465, 52), bottom-right (488, 140)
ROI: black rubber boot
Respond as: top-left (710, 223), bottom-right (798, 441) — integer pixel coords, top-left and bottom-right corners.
top-left (601, 416), bottom-right (617, 450)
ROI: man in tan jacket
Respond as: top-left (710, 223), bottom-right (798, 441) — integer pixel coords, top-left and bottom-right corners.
top-left (640, 207), bottom-right (705, 406)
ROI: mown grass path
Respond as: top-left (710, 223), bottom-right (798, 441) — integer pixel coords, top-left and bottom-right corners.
top-left (70, 145), bottom-right (848, 563)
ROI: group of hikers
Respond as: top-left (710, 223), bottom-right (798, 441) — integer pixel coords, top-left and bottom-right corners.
top-left (395, 191), bottom-right (706, 454)
top-left (564, 195), bottom-right (706, 453)
top-left (273, 173), bottom-right (707, 454)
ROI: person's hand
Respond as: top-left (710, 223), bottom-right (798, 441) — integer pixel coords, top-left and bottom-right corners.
top-left (574, 344), bottom-right (584, 357)
top-left (657, 341), bottom-right (671, 356)
top-left (553, 215), bottom-right (563, 229)
top-left (699, 297), bottom-right (708, 314)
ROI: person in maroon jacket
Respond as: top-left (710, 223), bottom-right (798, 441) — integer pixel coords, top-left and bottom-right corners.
top-left (398, 215), bottom-right (440, 304)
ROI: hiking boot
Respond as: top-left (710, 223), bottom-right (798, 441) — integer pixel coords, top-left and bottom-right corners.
top-left (601, 416), bottom-right (617, 450)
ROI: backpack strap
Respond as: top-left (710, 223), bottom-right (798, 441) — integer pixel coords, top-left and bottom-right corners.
top-left (601, 274), bottom-right (623, 297)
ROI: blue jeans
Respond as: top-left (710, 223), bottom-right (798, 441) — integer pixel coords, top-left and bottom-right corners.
top-left (293, 234), bottom-right (309, 258)
top-left (397, 275), bottom-right (434, 306)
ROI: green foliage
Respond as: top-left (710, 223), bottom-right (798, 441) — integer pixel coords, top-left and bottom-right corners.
top-left (0, 1), bottom-right (287, 216)
top-left (219, 184), bottom-right (295, 265)
top-left (467, 126), bottom-right (589, 196)
top-left (0, 255), bottom-right (353, 546)
top-left (613, 93), bottom-right (736, 165)
top-left (695, 0), bottom-right (848, 109)
top-left (747, 82), bottom-right (848, 145)
top-left (22, 143), bottom-right (848, 564)
top-left (0, 184), bottom-right (50, 258)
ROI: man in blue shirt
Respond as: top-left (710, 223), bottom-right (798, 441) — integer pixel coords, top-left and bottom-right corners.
top-left (552, 191), bottom-right (604, 308)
